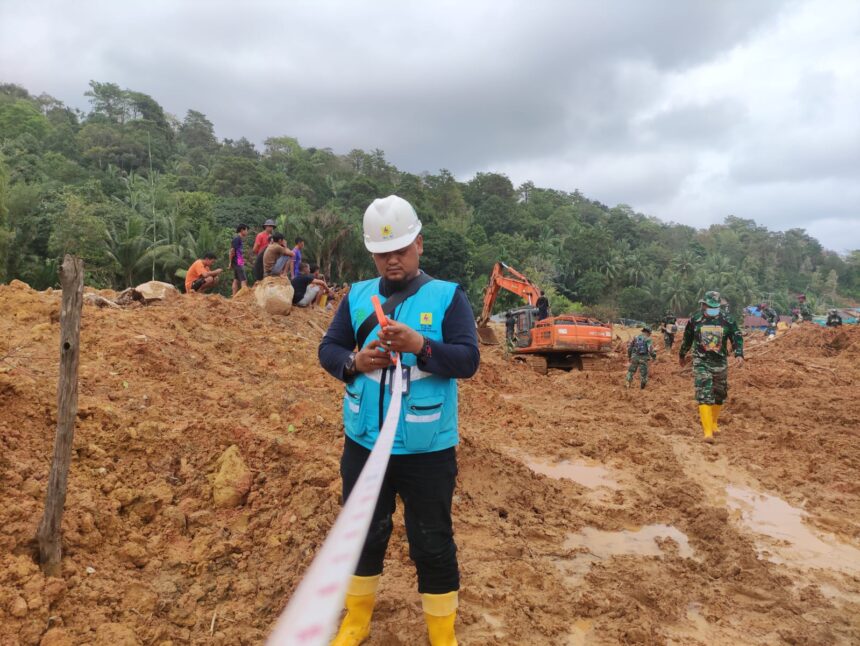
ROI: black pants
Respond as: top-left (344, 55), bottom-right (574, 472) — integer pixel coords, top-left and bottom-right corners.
top-left (340, 437), bottom-right (459, 594)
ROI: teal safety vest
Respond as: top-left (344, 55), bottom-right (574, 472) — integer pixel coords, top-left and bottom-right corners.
top-left (344, 276), bottom-right (459, 454)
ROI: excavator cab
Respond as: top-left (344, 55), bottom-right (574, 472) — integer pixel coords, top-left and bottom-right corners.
top-left (510, 307), bottom-right (538, 348)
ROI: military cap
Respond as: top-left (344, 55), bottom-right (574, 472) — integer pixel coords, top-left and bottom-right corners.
top-left (699, 291), bottom-right (721, 308)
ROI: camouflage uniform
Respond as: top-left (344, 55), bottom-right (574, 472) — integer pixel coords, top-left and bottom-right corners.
top-left (760, 305), bottom-right (778, 336)
top-left (799, 301), bottom-right (813, 322)
top-left (680, 300), bottom-right (744, 405)
top-left (660, 313), bottom-right (677, 349)
top-left (626, 332), bottom-right (656, 388)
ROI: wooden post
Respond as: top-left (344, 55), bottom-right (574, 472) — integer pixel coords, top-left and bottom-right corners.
top-left (36, 255), bottom-right (84, 576)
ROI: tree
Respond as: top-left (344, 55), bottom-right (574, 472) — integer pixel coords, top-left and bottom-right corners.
top-left (48, 194), bottom-right (111, 286)
top-left (84, 81), bottom-right (129, 124)
top-left (178, 110), bottom-right (218, 151)
top-left (420, 224), bottom-right (472, 287)
top-left (0, 99), bottom-right (52, 140)
top-left (0, 154), bottom-right (12, 282)
top-left (105, 215), bottom-right (153, 288)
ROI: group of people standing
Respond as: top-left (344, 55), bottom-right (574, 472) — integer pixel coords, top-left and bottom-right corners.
top-left (184, 219), bottom-right (334, 309)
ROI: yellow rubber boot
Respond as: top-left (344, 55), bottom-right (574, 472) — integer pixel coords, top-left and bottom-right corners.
top-left (422, 591), bottom-right (458, 646)
top-left (712, 404), bottom-right (722, 433)
top-left (330, 575), bottom-right (380, 646)
top-left (698, 404), bottom-right (714, 444)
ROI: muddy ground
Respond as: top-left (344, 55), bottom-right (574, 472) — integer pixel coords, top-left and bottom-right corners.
top-left (0, 280), bottom-right (858, 645)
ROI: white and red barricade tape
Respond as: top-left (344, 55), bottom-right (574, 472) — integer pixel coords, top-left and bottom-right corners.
top-left (266, 357), bottom-right (403, 645)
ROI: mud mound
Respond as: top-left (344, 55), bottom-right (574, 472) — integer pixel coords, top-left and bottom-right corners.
top-left (1, 282), bottom-right (858, 645)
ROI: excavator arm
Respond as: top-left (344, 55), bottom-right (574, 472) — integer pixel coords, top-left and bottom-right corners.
top-left (477, 262), bottom-right (542, 342)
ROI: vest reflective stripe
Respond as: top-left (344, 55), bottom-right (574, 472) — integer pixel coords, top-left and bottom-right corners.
top-left (344, 277), bottom-right (459, 454)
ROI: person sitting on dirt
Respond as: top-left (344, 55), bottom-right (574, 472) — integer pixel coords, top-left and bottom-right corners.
top-left (184, 252), bottom-right (222, 293)
top-left (536, 291), bottom-right (550, 321)
top-left (291, 263), bottom-right (332, 308)
top-left (826, 309), bottom-right (843, 327)
top-left (626, 326), bottom-right (657, 389)
top-left (679, 290), bottom-right (744, 445)
top-left (660, 310), bottom-right (678, 349)
top-left (263, 233), bottom-right (295, 277)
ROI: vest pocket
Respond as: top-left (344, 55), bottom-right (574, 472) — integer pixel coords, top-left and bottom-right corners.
top-left (343, 382), bottom-right (366, 437)
top-left (402, 396), bottom-right (444, 451)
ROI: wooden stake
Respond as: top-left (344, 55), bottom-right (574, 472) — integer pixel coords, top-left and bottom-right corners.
top-left (36, 255), bottom-right (84, 576)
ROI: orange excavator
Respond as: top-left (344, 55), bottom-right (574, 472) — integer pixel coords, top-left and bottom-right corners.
top-left (477, 262), bottom-right (613, 374)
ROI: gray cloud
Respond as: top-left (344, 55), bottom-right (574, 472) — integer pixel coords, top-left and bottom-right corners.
top-left (1, 0), bottom-right (857, 251)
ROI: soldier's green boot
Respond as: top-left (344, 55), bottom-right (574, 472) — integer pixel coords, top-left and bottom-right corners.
top-left (712, 404), bottom-right (722, 433)
top-left (698, 404), bottom-right (714, 444)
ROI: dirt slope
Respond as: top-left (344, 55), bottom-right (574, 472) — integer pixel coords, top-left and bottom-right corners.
top-left (0, 281), bottom-right (858, 645)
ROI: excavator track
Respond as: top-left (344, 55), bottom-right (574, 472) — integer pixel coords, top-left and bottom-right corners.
top-left (516, 355), bottom-right (548, 375)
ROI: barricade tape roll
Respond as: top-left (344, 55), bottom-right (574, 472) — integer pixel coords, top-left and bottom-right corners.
top-left (266, 356), bottom-right (403, 645)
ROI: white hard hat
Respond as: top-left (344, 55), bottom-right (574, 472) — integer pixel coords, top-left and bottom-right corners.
top-left (363, 195), bottom-right (422, 253)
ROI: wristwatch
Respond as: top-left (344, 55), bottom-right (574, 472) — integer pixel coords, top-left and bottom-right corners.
top-left (417, 336), bottom-right (432, 361)
top-left (343, 352), bottom-right (357, 377)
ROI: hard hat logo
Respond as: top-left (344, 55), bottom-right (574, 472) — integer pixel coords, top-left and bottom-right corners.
top-left (363, 195), bottom-right (423, 253)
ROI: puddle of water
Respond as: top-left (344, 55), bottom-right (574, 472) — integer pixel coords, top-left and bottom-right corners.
top-left (525, 457), bottom-right (621, 490)
top-left (564, 524), bottom-right (695, 559)
top-left (556, 524), bottom-right (696, 589)
top-left (567, 618), bottom-right (594, 646)
top-left (725, 485), bottom-right (860, 575)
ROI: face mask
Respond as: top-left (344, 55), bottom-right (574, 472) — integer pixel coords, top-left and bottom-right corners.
top-left (705, 307), bottom-right (720, 317)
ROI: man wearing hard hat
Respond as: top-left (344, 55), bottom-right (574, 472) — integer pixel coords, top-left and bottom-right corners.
top-left (319, 196), bottom-right (479, 645)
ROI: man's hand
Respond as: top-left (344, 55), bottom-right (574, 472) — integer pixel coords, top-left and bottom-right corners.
top-left (355, 340), bottom-right (394, 373)
top-left (378, 319), bottom-right (424, 354)
top-left (735, 356), bottom-right (745, 369)
top-left (679, 354), bottom-right (687, 368)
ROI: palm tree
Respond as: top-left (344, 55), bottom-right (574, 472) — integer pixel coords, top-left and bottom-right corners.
top-left (601, 251), bottom-right (624, 283)
top-left (105, 216), bottom-right (153, 288)
top-left (150, 222), bottom-right (222, 282)
top-left (671, 251), bottom-right (697, 282)
top-left (625, 251), bottom-right (648, 287)
top-left (660, 272), bottom-right (686, 313)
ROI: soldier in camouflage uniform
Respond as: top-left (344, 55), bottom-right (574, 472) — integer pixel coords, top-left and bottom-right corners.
top-left (659, 311), bottom-right (678, 350)
top-left (760, 303), bottom-right (778, 337)
top-left (626, 326), bottom-right (657, 389)
top-left (797, 294), bottom-right (813, 322)
top-left (679, 291), bottom-right (744, 444)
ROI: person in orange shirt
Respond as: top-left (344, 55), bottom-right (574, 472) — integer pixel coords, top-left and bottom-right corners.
top-left (185, 252), bottom-right (222, 293)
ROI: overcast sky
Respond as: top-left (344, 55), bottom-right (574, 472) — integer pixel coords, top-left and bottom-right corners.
top-left (2, 0), bottom-right (858, 252)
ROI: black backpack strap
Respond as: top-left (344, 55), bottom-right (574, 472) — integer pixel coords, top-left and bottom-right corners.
top-left (355, 273), bottom-right (433, 349)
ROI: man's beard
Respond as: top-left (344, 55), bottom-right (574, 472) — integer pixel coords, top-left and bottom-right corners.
top-left (384, 276), bottom-right (410, 293)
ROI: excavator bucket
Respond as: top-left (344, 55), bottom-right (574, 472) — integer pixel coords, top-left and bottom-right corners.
top-left (477, 325), bottom-right (499, 345)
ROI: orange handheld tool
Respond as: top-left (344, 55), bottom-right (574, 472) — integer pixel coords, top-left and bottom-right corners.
top-left (371, 295), bottom-right (388, 327)
top-left (371, 295), bottom-right (397, 360)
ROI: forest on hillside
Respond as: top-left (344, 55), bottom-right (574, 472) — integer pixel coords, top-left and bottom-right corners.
top-left (1, 80), bottom-right (858, 321)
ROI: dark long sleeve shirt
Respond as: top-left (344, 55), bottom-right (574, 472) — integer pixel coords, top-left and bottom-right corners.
top-left (318, 276), bottom-right (480, 382)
